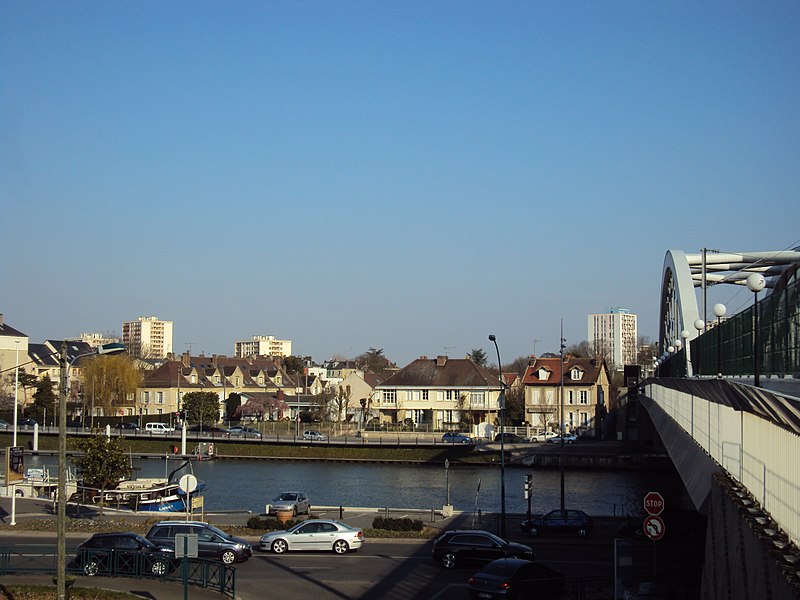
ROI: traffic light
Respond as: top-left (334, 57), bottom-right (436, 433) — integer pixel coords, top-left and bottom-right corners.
top-left (524, 474), bottom-right (532, 499)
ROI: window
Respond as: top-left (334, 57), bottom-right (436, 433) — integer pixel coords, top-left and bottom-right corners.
top-left (580, 390), bottom-right (589, 404)
top-left (235, 377), bottom-right (241, 386)
top-left (383, 390), bottom-right (396, 404)
top-left (546, 389), bottom-right (554, 403)
top-left (532, 389), bottom-right (540, 403)
top-left (568, 390), bottom-right (574, 404)
top-left (580, 412), bottom-right (588, 426)
top-left (571, 368), bottom-right (582, 380)
top-left (538, 368), bottom-right (549, 380)
top-left (422, 390), bottom-right (429, 401)
top-left (470, 392), bottom-right (486, 407)
top-left (143, 391), bottom-right (150, 404)
top-left (445, 390), bottom-right (459, 401)
top-left (215, 375), bottom-right (221, 383)
top-left (156, 392), bottom-right (163, 404)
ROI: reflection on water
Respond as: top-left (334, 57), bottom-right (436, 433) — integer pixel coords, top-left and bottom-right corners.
top-left (27, 455), bottom-right (682, 516)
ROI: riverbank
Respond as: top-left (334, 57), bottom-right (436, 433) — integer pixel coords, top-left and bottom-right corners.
top-left (1, 433), bottom-right (669, 470)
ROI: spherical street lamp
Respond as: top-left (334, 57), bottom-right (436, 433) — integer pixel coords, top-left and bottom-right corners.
top-left (681, 329), bottom-right (691, 377)
top-left (693, 320), bottom-right (705, 377)
top-left (713, 303), bottom-right (727, 378)
top-left (746, 273), bottom-right (766, 387)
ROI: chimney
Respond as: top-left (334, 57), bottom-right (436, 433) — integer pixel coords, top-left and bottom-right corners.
top-left (436, 355), bottom-right (447, 367)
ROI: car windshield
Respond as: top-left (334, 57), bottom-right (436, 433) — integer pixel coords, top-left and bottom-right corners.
top-left (277, 493), bottom-right (298, 501)
top-left (205, 524), bottom-right (230, 539)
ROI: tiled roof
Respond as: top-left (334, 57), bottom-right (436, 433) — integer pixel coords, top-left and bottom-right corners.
top-left (521, 356), bottom-right (605, 385)
top-left (378, 356), bottom-right (502, 388)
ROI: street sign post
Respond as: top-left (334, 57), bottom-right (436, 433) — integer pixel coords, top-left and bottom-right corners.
top-left (644, 491), bottom-right (665, 515)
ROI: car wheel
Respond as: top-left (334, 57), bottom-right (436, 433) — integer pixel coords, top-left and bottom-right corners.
top-left (578, 527), bottom-right (588, 537)
top-left (151, 559), bottom-right (168, 576)
top-left (221, 550), bottom-right (237, 564)
top-left (529, 526), bottom-right (539, 536)
top-left (293, 506), bottom-right (298, 516)
top-left (271, 539), bottom-right (289, 554)
top-left (441, 553), bottom-right (457, 568)
top-left (333, 540), bottom-right (349, 554)
top-left (83, 560), bottom-right (100, 576)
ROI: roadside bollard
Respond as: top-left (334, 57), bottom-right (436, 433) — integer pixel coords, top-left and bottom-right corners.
top-left (431, 508), bottom-right (435, 522)
top-left (339, 506), bottom-right (343, 520)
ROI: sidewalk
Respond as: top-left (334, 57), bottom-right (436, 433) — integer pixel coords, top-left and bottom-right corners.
top-left (1, 574), bottom-right (236, 599)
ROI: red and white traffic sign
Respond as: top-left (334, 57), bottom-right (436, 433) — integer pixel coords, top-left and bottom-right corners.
top-left (644, 491), bottom-right (665, 515)
top-left (643, 515), bottom-right (666, 541)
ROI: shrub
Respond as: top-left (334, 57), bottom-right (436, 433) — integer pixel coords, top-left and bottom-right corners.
top-left (246, 516), bottom-right (296, 530)
top-left (371, 517), bottom-right (424, 532)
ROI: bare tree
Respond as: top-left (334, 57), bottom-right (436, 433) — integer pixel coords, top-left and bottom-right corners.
top-left (332, 384), bottom-right (352, 422)
top-left (80, 354), bottom-right (142, 417)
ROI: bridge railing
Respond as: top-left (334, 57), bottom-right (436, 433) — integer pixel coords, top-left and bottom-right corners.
top-left (643, 378), bottom-right (800, 548)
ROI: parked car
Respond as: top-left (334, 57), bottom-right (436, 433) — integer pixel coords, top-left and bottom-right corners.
top-left (0, 419), bottom-right (10, 429)
top-left (302, 430), bottom-right (327, 441)
top-left (145, 422), bottom-right (175, 434)
top-left (145, 520), bottom-right (252, 564)
top-left (526, 430), bottom-right (557, 443)
top-left (494, 432), bottom-right (525, 443)
top-left (521, 509), bottom-right (593, 536)
top-left (545, 433), bottom-right (577, 444)
top-left (268, 491), bottom-right (311, 516)
top-left (467, 557), bottom-right (565, 599)
top-left (73, 532), bottom-right (177, 577)
top-left (227, 425), bottom-right (262, 438)
top-left (114, 422), bottom-right (140, 431)
top-left (442, 432), bottom-right (473, 444)
top-left (259, 519), bottom-right (364, 554)
top-left (18, 417), bottom-right (38, 427)
top-left (431, 530), bottom-right (534, 569)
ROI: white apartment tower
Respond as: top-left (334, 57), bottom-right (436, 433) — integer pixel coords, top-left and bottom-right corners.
top-left (588, 308), bottom-right (638, 371)
top-left (234, 335), bottom-right (292, 358)
top-left (121, 316), bottom-right (173, 358)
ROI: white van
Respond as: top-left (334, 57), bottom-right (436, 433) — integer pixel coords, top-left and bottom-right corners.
top-left (145, 422), bottom-right (175, 434)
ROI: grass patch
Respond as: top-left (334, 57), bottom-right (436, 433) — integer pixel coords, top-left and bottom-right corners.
top-left (0, 585), bottom-right (140, 599)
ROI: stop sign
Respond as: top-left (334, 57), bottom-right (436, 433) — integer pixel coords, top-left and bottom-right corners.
top-left (644, 491), bottom-right (665, 515)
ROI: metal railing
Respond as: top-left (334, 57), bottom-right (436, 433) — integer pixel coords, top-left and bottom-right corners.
top-left (0, 545), bottom-right (235, 598)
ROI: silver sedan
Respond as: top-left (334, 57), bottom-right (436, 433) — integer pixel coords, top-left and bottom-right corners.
top-left (268, 491), bottom-right (311, 516)
top-left (260, 520), bottom-right (364, 555)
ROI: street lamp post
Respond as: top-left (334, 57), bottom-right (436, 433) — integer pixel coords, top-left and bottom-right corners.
top-left (488, 335), bottom-right (506, 538)
top-left (746, 273), bottom-right (766, 387)
top-left (713, 303), bottom-right (727, 379)
top-left (681, 330), bottom-right (691, 376)
top-left (11, 340), bottom-right (20, 526)
top-left (559, 325), bottom-right (566, 512)
top-left (57, 342), bottom-right (125, 600)
top-left (693, 319), bottom-right (705, 377)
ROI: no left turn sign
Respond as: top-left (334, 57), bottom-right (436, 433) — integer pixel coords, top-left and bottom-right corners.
top-left (643, 515), bottom-right (666, 541)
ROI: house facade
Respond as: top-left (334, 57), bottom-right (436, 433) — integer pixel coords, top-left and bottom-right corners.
top-left (521, 356), bottom-right (610, 437)
top-left (374, 356), bottom-right (503, 428)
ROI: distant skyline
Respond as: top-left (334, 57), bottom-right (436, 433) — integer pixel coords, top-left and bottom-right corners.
top-left (2, 2), bottom-right (799, 367)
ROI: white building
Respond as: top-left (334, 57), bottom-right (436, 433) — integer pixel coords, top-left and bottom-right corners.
top-left (121, 316), bottom-right (173, 358)
top-left (67, 332), bottom-right (120, 349)
top-left (588, 307), bottom-right (638, 371)
top-left (234, 335), bottom-right (292, 358)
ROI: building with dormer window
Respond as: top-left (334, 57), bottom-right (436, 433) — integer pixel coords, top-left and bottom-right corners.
top-left (521, 356), bottom-right (610, 438)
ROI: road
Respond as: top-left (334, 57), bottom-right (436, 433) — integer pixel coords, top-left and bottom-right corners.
top-left (1, 525), bottom-right (703, 599)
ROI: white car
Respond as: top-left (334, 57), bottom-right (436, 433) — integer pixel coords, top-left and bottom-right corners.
top-left (268, 491), bottom-right (311, 516)
top-left (546, 434), bottom-right (578, 444)
top-left (260, 519), bottom-right (364, 554)
top-left (302, 430), bottom-right (327, 441)
top-left (527, 431), bottom-right (558, 443)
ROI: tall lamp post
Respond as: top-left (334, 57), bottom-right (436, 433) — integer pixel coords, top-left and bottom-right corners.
top-left (746, 273), bottom-right (766, 387)
top-left (559, 325), bottom-right (566, 511)
top-left (57, 341), bottom-right (126, 600)
top-left (488, 335), bottom-right (506, 538)
top-left (11, 340), bottom-right (20, 526)
top-left (681, 330), bottom-right (691, 376)
top-left (713, 303), bottom-right (727, 379)
top-left (693, 320), bottom-right (705, 377)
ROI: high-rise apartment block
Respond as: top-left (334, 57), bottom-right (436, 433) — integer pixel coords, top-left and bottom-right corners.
top-left (122, 316), bottom-right (173, 358)
top-left (234, 335), bottom-right (292, 358)
top-left (588, 307), bottom-right (638, 371)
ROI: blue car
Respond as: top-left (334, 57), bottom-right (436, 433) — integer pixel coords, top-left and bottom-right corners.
top-left (442, 432), bottom-right (473, 444)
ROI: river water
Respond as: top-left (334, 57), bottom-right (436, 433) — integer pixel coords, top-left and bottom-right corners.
top-left (25, 455), bottom-right (681, 517)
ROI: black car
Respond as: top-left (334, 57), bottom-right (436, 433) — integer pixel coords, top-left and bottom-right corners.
top-left (521, 509), bottom-right (593, 536)
top-left (431, 530), bottom-right (534, 569)
top-left (145, 520), bottom-right (252, 564)
top-left (114, 422), bottom-right (140, 431)
top-left (494, 432), bottom-right (525, 443)
top-left (18, 417), bottom-right (38, 427)
top-left (467, 558), bottom-right (566, 599)
top-left (73, 532), bottom-right (176, 577)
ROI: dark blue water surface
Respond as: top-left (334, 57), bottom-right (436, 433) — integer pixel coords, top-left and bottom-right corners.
top-left (28, 455), bottom-right (682, 517)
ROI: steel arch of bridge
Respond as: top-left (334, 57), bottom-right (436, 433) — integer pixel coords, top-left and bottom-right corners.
top-left (658, 249), bottom-right (800, 357)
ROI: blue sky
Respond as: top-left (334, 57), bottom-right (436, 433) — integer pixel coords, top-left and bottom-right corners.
top-left (2, 1), bottom-right (799, 366)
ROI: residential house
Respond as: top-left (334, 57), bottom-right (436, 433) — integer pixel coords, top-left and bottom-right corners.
top-left (521, 356), bottom-right (610, 437)
top-left (336, 370), bottom-right (387, 426)
top-left (374, 356), bottom-right (503, 428)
